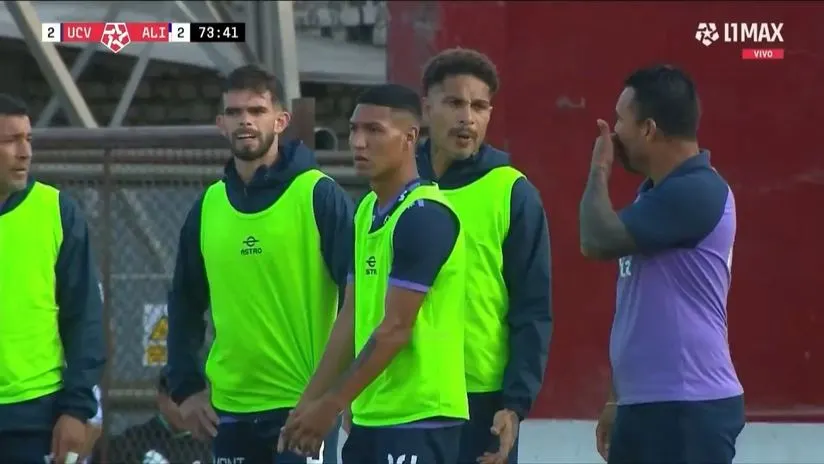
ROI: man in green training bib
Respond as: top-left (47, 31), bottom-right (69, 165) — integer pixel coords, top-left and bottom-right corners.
top-left (278, 84), bottom-right (468, 464)
top-left (418, 49), bottom-right (553, 464)
top-left (0, 94), bottom-right (106, 463)
top-left (166, 65), bottom-right (352, 463)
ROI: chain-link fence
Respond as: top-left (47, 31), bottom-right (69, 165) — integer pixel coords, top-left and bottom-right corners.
top-left (31, 103), bottom-right (366, 461)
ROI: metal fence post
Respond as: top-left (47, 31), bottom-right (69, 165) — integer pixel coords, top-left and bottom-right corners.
top-left (98, 147), bottom-right (113, 463)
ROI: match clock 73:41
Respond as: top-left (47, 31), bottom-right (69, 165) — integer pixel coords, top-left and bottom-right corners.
top-left (190, 22), bottom-right (246, 43)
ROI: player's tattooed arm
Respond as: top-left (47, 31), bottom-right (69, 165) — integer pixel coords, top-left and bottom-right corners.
top-left (328, 287), bottom-right (425, 406)
top-left (579, 166), bottom-right (638, 260)
top-left (336, 335), bottom-right (378, 386)
top-left (326, 202), bottom-right (452, 406)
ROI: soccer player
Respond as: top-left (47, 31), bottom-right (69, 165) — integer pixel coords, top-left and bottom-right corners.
top-left (278, 84), bottom-right (468, 464)
top-left (166, 65), bottom-right (352, 463)
top-left (417, 48), bottom-right (552, 464)
top-left (579, 65), bottom-right (744, 464)
top-left (0, 94), bottom-right (106, 462)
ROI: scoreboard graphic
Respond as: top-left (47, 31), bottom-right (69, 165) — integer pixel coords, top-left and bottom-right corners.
top-left (41, 21), bottom-right (245, 54)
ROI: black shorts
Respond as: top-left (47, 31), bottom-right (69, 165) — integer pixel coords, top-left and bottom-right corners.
top-left (342, 424), bottom-right (461, 464)
top-left (608, 395), bottom-right (745, 464)
top-left (0, 430), bottom-right (51, 462)
top-left (213, 408), bottom-right (339, 464)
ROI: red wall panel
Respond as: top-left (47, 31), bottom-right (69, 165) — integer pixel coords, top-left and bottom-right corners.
top-left (388, 1), bottom-right (824, 421)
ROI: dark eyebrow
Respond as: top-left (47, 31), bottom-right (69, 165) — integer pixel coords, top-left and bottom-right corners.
top-left (224, 104), bottom-right (268, 112)
top-left (0, 130), bottom-right (31, 140)
top-left (350, 121), bottom-right (386, 129)
top-left (443, 95), bottom-right (491, 107)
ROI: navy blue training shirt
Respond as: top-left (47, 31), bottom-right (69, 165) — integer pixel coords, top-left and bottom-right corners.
top-left (620, 151), bottom-right (730, 252)
top-left (0, 179), bottom-right (106, 430)
top-left (417, 141), bottom-right (552, 420)
top-left (612, 150), bottom-right (743, 405)
top-left (166, 140), bottom-right (355, 404)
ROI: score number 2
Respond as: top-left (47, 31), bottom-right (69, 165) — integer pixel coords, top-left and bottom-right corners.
top-left (41, 23), bottom-right (61, 43)
top-left (170, 23), bottom-right (191, 43)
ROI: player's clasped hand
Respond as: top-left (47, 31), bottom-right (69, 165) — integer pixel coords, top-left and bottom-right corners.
top-left (478, 409), bottom-right (519, 464)
top-left (591, 119), bottom-right (616, 174)
top-left (277, 396), bottom-right (340, 457)
top-left (50, 415), bottom-right (86, 464)
top-left (178, 390), bottom-right (219, 441)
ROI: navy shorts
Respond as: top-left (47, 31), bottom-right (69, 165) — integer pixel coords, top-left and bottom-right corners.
top-left (213, 409), bottom-right (340, 464)
top-left (458, 392), bottom-right (519, 464)
top-left (608, 395), bottom-right (745, 464)
top-left (0, 430), bottom-right (52, 463)
top-left (342, 424), bottom-right (461, 464)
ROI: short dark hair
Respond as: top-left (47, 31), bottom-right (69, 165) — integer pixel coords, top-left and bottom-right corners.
top-left (356, 84), bottom-right (422, 121)
top-left (624, 65), bottom-right (701, 139)
top-left (421, 48), bottom-right (499, 95)
top-left (0, 94), bottom-right (29, 117)
top-left (222, 65), bottom-right (285, 105)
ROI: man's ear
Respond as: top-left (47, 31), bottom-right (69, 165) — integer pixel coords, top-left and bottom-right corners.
top-left (643, 118), bottom-right (658, 141)
top-left (215, 114), bottom-right (227, 137)
top-left (276, 111), bottom-right (292, 134)
top-left (407, 126), bottom-right (420, 147)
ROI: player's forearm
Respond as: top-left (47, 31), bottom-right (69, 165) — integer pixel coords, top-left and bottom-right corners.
top-left (501, 320), bottom-right (551, 420)
top-left (579, 167), bottom-right (630, 259)
top-left (166, 289), bottom-right (208, 403)
top-left (55, 200), bottom-right (107, 420)
top-left (56, 300), bottom-right (105, 420)
top-left (501, 180), bottom-right (553, 419)
top-left (165, 223), bottom-right (210, 404)
top-left (327, 325), bottom-right (412, 406)
top-left (501, 296), bottom-right (552, 420)
top-left (301, 312), bottom-right (355, 402)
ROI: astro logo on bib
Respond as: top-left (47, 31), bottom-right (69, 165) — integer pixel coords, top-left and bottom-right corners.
top-left (241, 235), bottom-right (262, 256)
top-left (365, 255), bottom-right (377, 275)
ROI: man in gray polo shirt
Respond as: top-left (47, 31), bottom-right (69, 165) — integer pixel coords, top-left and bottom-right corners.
top-left (579, 65), bottom-right (744, 464)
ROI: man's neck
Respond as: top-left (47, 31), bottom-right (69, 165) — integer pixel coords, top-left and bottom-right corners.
top-left (0, 192), bottom-right (9, 207)
top-left (648, 141), bottom-right (701, 184)
top-left (235, 145), bottom-right (279, 184)
top-left (431, 145), bottom-right (457, 179)
top-left (372, 164), bottom-right (419, 209)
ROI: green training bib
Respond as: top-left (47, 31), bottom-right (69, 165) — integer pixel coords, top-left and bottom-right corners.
top-left (440, 166), bottom-right (524, 392)
top-left (351, 184), bottom-right (469, 426)
top-left (0, 182), bottom-right (65, 404)
top-left (200, 169), bottom-right (338, 412)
